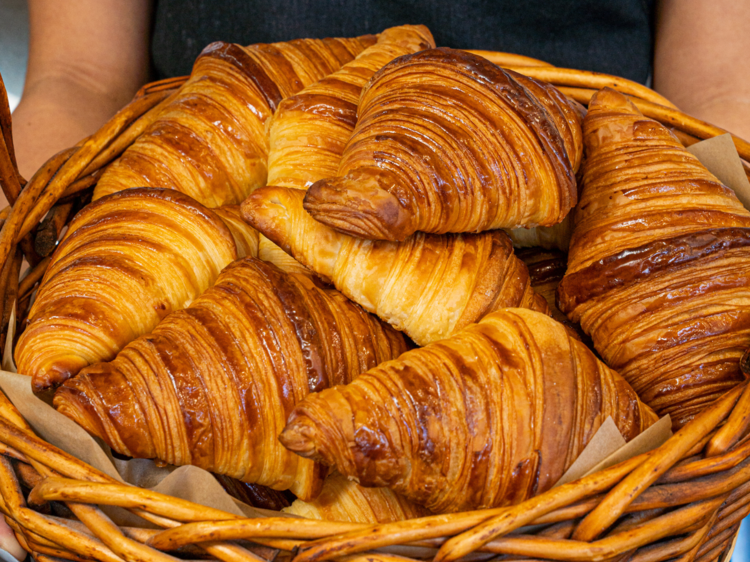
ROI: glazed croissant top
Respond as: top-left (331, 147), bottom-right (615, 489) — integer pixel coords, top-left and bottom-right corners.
top-left (565, 88), bottom-right (750, 275)
top-left (280, 308), bottom-right (656, 513)
top-left (303, 48), bottom-right (583, 241)
top-left (284, 472), bottom-right (429, 523)
top-left (94, 35), bottom-right (376, 207)
top-left (54, 258), bottom-right (409, 500)
top-left (267, 25), bottom-right (434, 190)
top-left (557, 88), bottom-right (750, 427)
top-left (243, 186), bottom-right (548, 345)
top-left (16, 189), bottom-right (245, 392)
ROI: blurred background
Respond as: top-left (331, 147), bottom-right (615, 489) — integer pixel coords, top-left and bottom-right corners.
top-left (0, 1), bottom-right (748, 560)
top-left (0, 0), bottom-right (28, 111)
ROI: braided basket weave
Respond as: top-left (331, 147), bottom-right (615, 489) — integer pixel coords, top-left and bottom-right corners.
top-left (0, 50), bottom-right (749, 562)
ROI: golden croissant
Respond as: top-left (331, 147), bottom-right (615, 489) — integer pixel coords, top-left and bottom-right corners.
top-left (557, 88), bottom-right (750, 428)
top-left (93, 35), bottom-right (376, 206)
top-left (285, 472), bottom-right (429, 523)
top-left (54, 258), bottom-right (409, 499)
top-left (303, 48), bottom-right (583, 241)
top-left (267, 25), bottom-right (434, 190)
top-left (243, 186), bottom-right (548, 346)
top-left (15, 188), bottom-right (254, 392)
top-left (260, 25), bottom-right (434, 272)
top-left (280, 308), bottom-right (656, 513)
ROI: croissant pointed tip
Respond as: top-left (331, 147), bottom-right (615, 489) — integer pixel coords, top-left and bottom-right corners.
top-left (241, 186), bottom-right (301, 255)
top-left (278, 417), bottom-right (321, 460)
top-left (305, 171), bottom-right (415, 241)
top-left (589, 87), bottom-right (641, 115)
top-left (24, 358), bottom-right (85, 394)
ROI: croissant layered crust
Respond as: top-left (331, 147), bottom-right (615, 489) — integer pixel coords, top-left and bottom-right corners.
top-left (558, 88), bottom-right (750, 428)
top-left (280, 308), bottom-right (656, 513)
top-left (566, 89), bottom-right (750, 275)
top-left (303, 48), bottom-right (583, 241)
top-left (284, 472), bottom-right (429, 523)
top-left (94, 36), bottom-right (376, 206)
top-left (54, 258), bottom-right (409, 500)
top-left (243, 186), bottom-right (548, 346)
top-left (212, 205), bottom-right (260, 258)
top-left (267, 25), bottom-right (435, 190)
top-left (16, 188), bottom-right (239, 392)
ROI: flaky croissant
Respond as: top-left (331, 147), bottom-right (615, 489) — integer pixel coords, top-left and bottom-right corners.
top-left (280, 308), bottom-right (656, 513)
top-left (558, 88), bottom-right (750, 428)
top-left (303, 48), bottom-right (583, 241)
top-left (94, 35), bottom-right (376, 206)
top-left (243, 186), bottom-right (548, 346)
top-left (15, 189), bottom-right (254, 392)
top-left (267, 25), bottom-right (434, 190)
top-left (54, 258), bottom-right (409, 499)
top-left (260, 25), bottom-right (435, 273)
top-left (284, 472), bottom-right (429, 523)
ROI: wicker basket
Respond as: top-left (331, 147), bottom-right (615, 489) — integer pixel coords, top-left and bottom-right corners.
top-left (0, 51), bottom-right (749, 562)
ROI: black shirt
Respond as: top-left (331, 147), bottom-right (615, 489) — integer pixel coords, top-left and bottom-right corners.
top-left (151, 0), bottom-right (655, 84)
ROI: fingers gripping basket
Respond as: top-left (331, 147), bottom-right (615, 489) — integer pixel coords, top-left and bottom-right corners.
top-left (1, 51), bottom-right (750, 562)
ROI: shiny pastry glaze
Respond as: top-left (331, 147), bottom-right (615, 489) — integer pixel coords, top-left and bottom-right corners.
top-left (93, 35), bottom-right (374, 205)
top-left (197, 41), bottom-right (284, 110)
top-left (243, 185), bottom-right (548, 346)
top-left (280, 91), bottom-right (358, 127)
top-left (54, 258), bottom-right (409, 500)
top-left (266, 25), bottom-right (434, 191)
top-left (303, 47), bottom-right (582, 241)
top-left (516, 247), bottom-right (568, 286)
top-left (15, 188), bottom-right (238, 392)
top-left (558, 227), bottom-right (750, 314)
top-left (558, 88), bottom-right (750, 428)
top-left (280, 308), bottom-right (656, 513)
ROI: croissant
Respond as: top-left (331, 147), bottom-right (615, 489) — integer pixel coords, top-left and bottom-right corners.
top-left (54, 258), bottom-right (409, 499)
top-left (243, 186), bottom-right (548, 346)
top-left (267, 25), bottom-right (434, 190)
top-left (303, 48), bottom-right (583, 241)
top-left (15, 188), bottom-right (254, 392)
top-left (93, 35), bottom-right (376, 206)
top-left (284, 472), bottom-right (429, 523)
top-left (557, 88), bottom-right (750, 428)
top-left (280, 308), bottom-right (656, 513)
top-left (259, 25), bottom-right (435, 273)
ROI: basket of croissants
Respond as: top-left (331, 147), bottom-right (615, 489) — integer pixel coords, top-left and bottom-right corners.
top-left (0, 22), bottom-right (748, 562)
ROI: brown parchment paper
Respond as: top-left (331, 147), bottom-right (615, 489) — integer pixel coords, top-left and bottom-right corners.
top-left (688, 133), bottom-right (750, 209)
top-left (554, 415), bottom-right (672, 488)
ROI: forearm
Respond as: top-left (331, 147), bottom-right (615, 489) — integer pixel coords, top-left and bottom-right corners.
top-left (654, 0), bottom-right (750, 141)
top-left (9, 0), bottom-right (152, 196)
top-left (13, 74), bottom-right (138, 181)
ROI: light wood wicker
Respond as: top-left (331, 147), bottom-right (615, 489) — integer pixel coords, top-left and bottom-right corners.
top-left (0, 51), bottom-right (748, 562)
